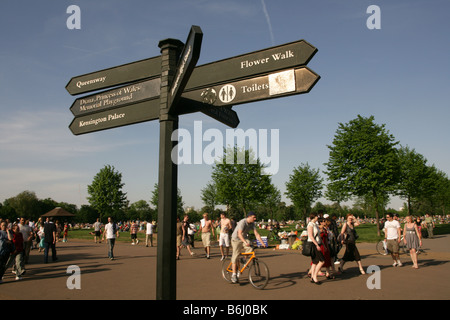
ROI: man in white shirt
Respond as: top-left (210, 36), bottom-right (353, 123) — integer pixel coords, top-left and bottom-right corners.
top-left (146, 221), bottom-right (156, 247)
top-left (103, 217), bottom-right (119, 260)
top-left (384, 213), bottom-right (402, 267)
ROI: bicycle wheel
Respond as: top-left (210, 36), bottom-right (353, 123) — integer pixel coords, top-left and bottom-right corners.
top-left (221, 258), bottom-right (233, 282)
top-left (376, 240), bottom-right (388, 255)
top-left (248, 259), bottom-right (269, 290)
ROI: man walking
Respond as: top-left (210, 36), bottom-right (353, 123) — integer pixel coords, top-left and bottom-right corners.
top-left (384, 213), bottom-right (402, 267)
top-left (43, 217), bottom-right (57, 263)
top-left (219, 212), bottom-right (232, 261)
top-left (199, 213), bottom-right (215, 259)
top-left (93, 218), bottom-right (102, 243)
top-left (103, 217), bottom-right (119, 260)
top-left (424, 213), bottom-right (435, 239)
top-left (146, 221), bottom-right (156, 247)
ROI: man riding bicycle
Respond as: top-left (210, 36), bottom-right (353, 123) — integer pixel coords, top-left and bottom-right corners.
top-left (230, 212), bottom-right (266, 283)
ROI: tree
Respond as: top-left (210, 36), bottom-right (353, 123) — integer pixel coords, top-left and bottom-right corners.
top-left (211, 147), bottom-right (273, 217)
top-left (200, 182), bottom-right (217, 212)
top-left (396, 145), bottom-right (430, 214)
top-left (422, 166), bottom-right (450, 215)
top-left (285, 163), bottom-right (323, 222)
top-left (8, 190), bottom-right (40, 220)
top-left (127, 200), bottom-right (155, 221)
top-left (87, 165), bottom-right (127, 221)
top-left (324, 115), bottom-right (400, 235)
top-left (150, 183), bottom-right (185, 217)
top-left (324, 181), bottom-right (351, 216)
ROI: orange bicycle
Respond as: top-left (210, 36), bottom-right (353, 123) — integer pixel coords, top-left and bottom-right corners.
top-left (221, 249), bottom-right (270, 289)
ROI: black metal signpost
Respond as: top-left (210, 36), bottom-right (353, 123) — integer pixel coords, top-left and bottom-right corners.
top-left (66, 25), bottom-right (320, 300)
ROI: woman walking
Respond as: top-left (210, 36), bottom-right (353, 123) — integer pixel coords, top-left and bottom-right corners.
top-left (307, 213), bottom-right (325, 285)
top-left (403, 216), bottom-right (422, 269)
top-left (338, 214), bottom-right (365, 275)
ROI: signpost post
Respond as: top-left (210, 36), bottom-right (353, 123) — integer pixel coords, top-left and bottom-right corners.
top-left (66, 26), bottom-right (320, 300)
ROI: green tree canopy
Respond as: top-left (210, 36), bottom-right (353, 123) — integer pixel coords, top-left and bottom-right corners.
top-left (396, 145), bottom-right (430, 214)
top-left (211, 147), bottom-right (274, 218)
top-left (324, 115), bottom-right (400, 234)
top-left (87, 165), bottom-right (127, 221)
top-left (285, 162), bottom-right (323, 222)
top-left (150, 183), bottom-right (185, 218)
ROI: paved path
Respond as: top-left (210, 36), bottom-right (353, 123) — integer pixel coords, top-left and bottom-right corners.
top-left (0, 234), bottom-right (449, 301)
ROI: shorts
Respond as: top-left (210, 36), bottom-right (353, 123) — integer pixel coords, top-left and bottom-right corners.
top-left (387, 239), bottom-right (399, 254)
top-left (202, 232), bottom-right (211, 247)
top-left (231, 239), bottom-right (252, 264)
top-left (219, 233), bottom-right (230, 247)
top-left (95, 231), bottom-right (101, 237)
top-left (131, 234), bottom-right (137, 240)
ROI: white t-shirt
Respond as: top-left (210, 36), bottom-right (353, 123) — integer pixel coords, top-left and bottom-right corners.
top-left (146, 223), bottom-right (154, 235)
top-left (307, 221), bottom-right (321, 244)
top-left (104, 222), bottom-right (117, 239)
top-left (384, 220), bottom-right (401, 239)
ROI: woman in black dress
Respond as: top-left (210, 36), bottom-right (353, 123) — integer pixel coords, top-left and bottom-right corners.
top-left (338, 214), bottom-right (365, 275)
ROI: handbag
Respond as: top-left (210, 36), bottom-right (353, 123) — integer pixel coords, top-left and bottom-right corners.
top-left (302, 241), bottom-right (313, 256)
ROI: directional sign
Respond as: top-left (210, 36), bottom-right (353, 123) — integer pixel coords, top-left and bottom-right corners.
top-left (168, 25), bottom-right (203, 112)
top-left (70, 78), bottom-right (161, 116)
top-left (201, 105), bottom-right (240, 128)
top-left (69, 99), bottom-right (160, 135)
top-left (182, 67), bottom-right (320, 107)
top-left (183, 40), bottom-right (317, 92)
top-left (66, 56), bottom-right (161, 96)
top-left (179, 98), bottom-right (240, 128)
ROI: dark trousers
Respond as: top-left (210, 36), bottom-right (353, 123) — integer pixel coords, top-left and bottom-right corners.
top-left (44, 242), bottom-right (57, 263)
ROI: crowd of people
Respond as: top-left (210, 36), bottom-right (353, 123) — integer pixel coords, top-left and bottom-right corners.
top-left (0, 216), bottom-right (60, 283)
top-left (303, 211), bottom-right (437, 285)
top-left (0, 210), bottom-right (443, 286)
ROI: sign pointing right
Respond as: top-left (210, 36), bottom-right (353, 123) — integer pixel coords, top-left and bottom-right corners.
top-left (182, 67), bottom-right (320, 107)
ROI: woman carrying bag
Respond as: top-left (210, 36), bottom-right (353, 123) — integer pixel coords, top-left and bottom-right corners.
top-left (307, 213), bottom-right (325, 285)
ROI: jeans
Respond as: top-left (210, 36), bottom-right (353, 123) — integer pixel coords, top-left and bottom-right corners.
top-left (107, 239), bottom-right (116, 258)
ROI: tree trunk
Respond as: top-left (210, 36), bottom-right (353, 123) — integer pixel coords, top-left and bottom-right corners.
top-left (373, 190), bottom-right (380, 236)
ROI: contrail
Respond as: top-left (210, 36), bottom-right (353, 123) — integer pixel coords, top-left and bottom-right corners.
top-left (261, 0), bottom-right (275, 45)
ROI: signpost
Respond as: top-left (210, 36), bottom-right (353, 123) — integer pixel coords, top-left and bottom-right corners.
top-left (66, 26), bottom-right (320, 300)
top-left (182, 67), bottom-right (320, 107)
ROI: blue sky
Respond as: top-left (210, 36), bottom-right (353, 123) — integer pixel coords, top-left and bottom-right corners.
top-left (1, 0), bottom-right (449, 212)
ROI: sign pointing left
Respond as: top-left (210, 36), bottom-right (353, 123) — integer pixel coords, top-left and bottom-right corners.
top-left (65, 56), bottom-right (162, 96)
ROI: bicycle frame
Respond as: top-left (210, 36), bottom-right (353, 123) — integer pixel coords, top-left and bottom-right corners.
top-left (226, 251), bottom-right (256, 274)
top-left (227, 251), bottom-right (256, 273)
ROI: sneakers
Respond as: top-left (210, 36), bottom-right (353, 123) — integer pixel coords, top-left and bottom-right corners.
top-left (15, 276), bottom-right (22, 281)
top-left (231, 274), bottom-right (239, 284)
top-left (393, 260), bottom-right (403, 267)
